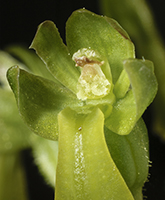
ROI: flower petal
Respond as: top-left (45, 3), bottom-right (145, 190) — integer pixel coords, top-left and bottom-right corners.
top-left (105, 90), bottom-right (136, 135)
top-left (105, 59), bottom-right (158, 135)
top-left (124, 59), bottom-right (158, 120)
top-left (30, 20), bottom-right (80, 93)
top-left (7, 66), bottom-right (80, 140)
top-left (66, 9), bottom-right (135, 84)
top-left (55, 107), bottom-right (134, 200)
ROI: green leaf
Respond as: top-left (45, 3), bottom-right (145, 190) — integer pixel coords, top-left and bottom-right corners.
top-left (66, 9), bottom-right (135, 84)
top-left (30, 20), bottom-right (80, 93)
top-left (105, 118), bottom-right (149, 200)
top-left (55, 107), bottom-right (134, 200)
top-left (7, 66), bottom-right (81, 141)
top-left (105, 59), bottom-right (158, 135)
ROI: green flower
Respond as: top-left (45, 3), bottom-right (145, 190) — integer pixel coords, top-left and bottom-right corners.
top-left (7, 9), bottom-right (157, 200)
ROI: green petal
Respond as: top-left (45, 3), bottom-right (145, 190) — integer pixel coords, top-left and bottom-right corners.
top-left (30, 20), bottom-right (80, 93)
top-left (125, 59), bottom-right (158, 119)
top-left (113, 69), bottom-right (130, 99)
top-left (105, 118), bottom-right (149, 200)
top-left (105, 59), bottom-right (158, 135)
top-left (7, 66), bottom-right (80, 141)
top-left (66, 9), bottom-right (135, 84)
top-left (55, 107), bottom-right (134, 200)
top-left (105, 90), bottom-right (136, 135)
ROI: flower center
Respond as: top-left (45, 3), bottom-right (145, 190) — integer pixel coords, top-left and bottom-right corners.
top-left (72, 48), bottom-right (111, 100)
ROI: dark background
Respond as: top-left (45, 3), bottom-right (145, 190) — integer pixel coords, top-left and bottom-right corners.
top-left (1, 0), bottom-right (165, 200)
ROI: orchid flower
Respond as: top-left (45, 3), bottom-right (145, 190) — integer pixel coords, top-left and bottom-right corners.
top-left (7, 9), bottom-right (157, 200)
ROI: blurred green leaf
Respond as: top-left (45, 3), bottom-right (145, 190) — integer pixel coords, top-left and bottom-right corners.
top-left (0, 153), bottom-right (29, 200)
top-left (0, 51), bottom-right (31, 153)
top-left (32, 135), bottom-right (58, 186)
top-left (0, 91), bottom-right (31, 153)
top-left (6, 45), bottom-right (55, 81)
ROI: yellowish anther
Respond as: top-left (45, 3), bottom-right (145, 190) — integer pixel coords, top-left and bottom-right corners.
top-left (72, 48), bottom-right (111, 100)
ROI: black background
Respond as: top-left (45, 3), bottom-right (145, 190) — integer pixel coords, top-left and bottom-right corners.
top-left (1, 0), bottom-right (165, 199)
